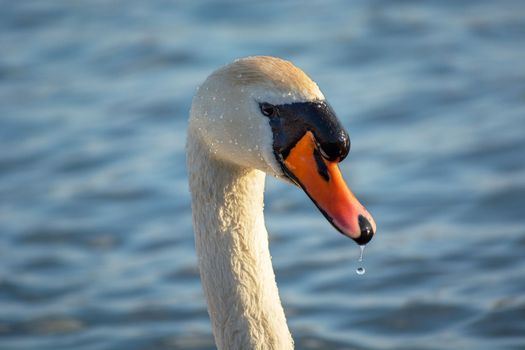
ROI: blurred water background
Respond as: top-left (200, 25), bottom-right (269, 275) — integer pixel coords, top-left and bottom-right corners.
top-left (1, 0), bottom-right (525, 349)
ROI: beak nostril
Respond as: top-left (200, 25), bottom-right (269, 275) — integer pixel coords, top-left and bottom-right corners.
top-left (354, 215), bottom-right (374, 245)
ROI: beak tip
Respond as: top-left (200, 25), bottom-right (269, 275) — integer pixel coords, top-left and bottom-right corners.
top-left (353, 215), bottom-right (375, 245)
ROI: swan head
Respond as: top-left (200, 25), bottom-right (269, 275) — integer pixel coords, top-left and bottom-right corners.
top-left (190, 56), bottom-right (376, 245)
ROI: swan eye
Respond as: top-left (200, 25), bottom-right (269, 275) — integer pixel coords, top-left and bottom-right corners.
top-left (259, 102), bottom-right (277, 117)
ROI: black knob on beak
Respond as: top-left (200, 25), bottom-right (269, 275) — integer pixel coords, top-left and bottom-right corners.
top-left (354, 215), bottom-right (374, 245)
top-left (319, 130), bottom-right (350, 162)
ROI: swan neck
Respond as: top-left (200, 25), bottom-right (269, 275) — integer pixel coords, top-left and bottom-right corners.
top-left (187, 129), bottom-right (293, 349)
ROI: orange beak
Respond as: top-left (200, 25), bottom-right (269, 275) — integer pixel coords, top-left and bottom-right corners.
top-left (281, 131), bottom-right (376, 244)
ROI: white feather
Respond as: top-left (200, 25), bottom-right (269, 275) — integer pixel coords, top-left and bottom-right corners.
top-left (187, 56), bottom-right (325, 349)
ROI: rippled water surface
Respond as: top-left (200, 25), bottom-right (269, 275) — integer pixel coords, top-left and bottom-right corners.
top-left (1, 1), bottom-right (525, 349)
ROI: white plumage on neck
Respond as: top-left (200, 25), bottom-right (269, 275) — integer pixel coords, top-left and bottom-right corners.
top-left (187, 126), bottom-right (293, 349)
top-left (187, 56), bottom-right (328, 349)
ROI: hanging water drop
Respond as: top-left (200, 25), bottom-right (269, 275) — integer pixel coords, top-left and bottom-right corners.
top-left (358, 245), bottom-right (365, 262)
top-left (356, 245), bottom-right (366, 275)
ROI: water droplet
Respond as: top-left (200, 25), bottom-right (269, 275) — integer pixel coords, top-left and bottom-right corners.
top-left (237, 73), bottom-right (242, 78)
top-left (356, 245), bottom-right (366, 275)
top-left (219, 114), bottom-right (224, 119)
top-left (358, 245), bottom-right (365, 262)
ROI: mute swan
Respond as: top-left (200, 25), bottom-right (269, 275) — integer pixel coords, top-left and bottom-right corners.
top-left (187, 56), bottom-right (376, 349)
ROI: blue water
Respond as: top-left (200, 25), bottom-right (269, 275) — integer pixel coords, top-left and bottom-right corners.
top-left (1, 1), bottom-right (525, 349)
